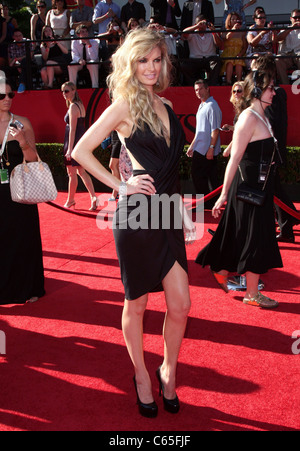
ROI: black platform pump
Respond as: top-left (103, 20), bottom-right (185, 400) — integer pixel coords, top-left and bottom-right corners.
top-left (133, 376), bottom-right (158, 418)
top-left (156, 366), bottom-right (180, 414)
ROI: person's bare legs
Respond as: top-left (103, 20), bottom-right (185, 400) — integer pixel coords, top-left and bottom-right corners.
top-left (244, 271), bottom-right (260, 299)
top-left (159, 262), bottom-right (191, 399)
top-left (77, 167), bottom-right (97, 209)
top-left (122, 294), bottom-right (154, 404)
top-left (65, 165), bottom-right (78, 206)
top-left (225, 62), bottom-right (233, 84)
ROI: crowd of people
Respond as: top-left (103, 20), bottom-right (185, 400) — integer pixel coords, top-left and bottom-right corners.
top-left (0, 1), bottom-right (299, 92)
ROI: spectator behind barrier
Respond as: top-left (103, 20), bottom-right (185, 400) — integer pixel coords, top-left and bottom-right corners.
top-left (40, 25), bottom-right (69, 89)
top-left (150, 0), bottom-right (182, 30)
top-left (246, 7), bottom-right (277, 68)
top-left (214, 1), bottom-right (257, 27)
top-left (46, 0), bottom-right (71, 50)
top-left (8, 28), bottom-right (34, 93)
top-left (120, 0), bottom-right (146, 33)
top-left (92, 0), bottom-right (120, 60)
top-left (30, 1), bottom-right (47, 53)
top-left (68, 24), bottom-right (99, 89)
top-left (181, 0), bottom-right (215, 30)
top-left (275, 9), bottom-right (300, 85)
top-left (220, 11), bottom-right (247, 85)
top-left (181, 14), bottom-right (222, 86)
top-left (70, 0), bottom-right (94, 37)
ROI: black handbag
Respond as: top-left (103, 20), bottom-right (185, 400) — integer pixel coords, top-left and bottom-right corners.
top-left (236, 109), bottom-right (277, 207)
top-left (236, 180), bottom-right (267, 206)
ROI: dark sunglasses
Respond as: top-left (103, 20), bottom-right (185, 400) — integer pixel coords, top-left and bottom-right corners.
top-left (233, 89), bottom-right (242, 93)
top-left (62, 89), bottom-right (70, 94)
top-left (292, 16), bottom-right (300, 19)
top-left (0, 92), bottom-right (15, 100)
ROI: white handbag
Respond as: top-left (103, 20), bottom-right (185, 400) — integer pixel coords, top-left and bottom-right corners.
top-left (10, 156), bottom-right (58, 204)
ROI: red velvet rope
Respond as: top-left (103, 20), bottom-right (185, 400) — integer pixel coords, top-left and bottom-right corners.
top-left (186, 186), bottom-right (300, 221)
top-left (47, 187), bottom-right (300, 221)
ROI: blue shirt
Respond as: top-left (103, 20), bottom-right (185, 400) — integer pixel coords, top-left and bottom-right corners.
top-left (193, 96), bottom-right (222, 156)
top-left (93, 1), bottom-right (121, 34)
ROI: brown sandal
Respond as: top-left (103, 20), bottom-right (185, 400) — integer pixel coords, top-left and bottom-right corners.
top-left (243, 292), bottom-right (279, 309)
top-left (210, 269), bottom-right (229, 293)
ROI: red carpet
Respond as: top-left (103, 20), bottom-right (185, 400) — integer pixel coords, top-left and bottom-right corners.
top-left (0, 192), bottom-right (299, 431)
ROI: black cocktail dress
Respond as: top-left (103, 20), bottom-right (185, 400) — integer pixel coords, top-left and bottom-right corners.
top-left (63, 105), bottom-right (86, 167)
top-left (113, 103), bottom-right (188, 300)
top-left (196, 137), bottom-right (283, 274)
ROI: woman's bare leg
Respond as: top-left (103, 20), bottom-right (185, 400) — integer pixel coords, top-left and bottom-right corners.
top-left (122, 294), bottom-right (154, 404)
top-left (160, 261), bottom-right (191, 399)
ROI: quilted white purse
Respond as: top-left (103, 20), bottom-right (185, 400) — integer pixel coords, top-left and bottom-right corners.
top-left (10, 156), bottom-right (57, 204)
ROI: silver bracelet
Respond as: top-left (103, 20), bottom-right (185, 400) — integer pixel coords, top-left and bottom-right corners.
top-left (119, 181), bottom-right (127, 196)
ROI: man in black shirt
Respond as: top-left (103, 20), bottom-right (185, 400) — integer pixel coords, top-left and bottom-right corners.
top-left (121, 0), bottom-right (146, 32)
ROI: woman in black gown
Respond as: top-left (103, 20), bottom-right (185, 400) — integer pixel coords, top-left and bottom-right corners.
top-left (72, 28), bottom-right (193, 417)
top-left (0, 80), bottom-right (45, 305)
top-left (196, 68), bottom-right (283, 309)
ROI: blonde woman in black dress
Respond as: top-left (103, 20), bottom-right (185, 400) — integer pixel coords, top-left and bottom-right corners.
top-left (72, 28), bottom-right (192, 417)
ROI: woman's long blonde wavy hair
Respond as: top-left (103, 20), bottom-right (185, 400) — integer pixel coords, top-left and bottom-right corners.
top-left (107, 28), bottom-right (172, 138)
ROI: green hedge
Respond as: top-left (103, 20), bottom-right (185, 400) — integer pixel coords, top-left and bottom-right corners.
top-left (37, 143), bottom-right (300, 185)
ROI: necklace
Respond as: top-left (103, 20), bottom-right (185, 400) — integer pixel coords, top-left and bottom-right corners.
top-left (2, 143), bottom-right (10, 166)
top-left (0, 114), bottom-right (13, 167)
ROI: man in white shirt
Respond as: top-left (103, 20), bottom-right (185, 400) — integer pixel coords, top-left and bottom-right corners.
top-left (275, 9), bottom-right (300, 84)
top-left (68, 25), bottom-right (99, 88)
top-left (181, 15), bottom-right (222, 85)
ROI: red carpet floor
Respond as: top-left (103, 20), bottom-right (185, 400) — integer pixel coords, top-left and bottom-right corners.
top-left (0, 192), bottom-right (299, 431)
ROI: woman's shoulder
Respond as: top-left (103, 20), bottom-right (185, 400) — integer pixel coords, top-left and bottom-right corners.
top-left (236, 108), bottom-right (257, 128)
top-left (110, 98), bottom-right (131, 115)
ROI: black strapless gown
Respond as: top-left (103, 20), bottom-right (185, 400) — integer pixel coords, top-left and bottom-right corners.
top-left (0, 141), bottom-right (45, 304)
top-left (196, 137), bottom-right (283, 274)
top-left (113, 104), bottom-right (188, 300)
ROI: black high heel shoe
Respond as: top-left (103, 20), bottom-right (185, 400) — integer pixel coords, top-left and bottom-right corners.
top-left (133, 377), bottom-right (158, 418)
top-left (156, 366), bottom-right (180, 414)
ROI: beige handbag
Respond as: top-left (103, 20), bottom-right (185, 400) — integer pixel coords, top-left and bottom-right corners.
top-left (10, 155), bottom-right (57, 204)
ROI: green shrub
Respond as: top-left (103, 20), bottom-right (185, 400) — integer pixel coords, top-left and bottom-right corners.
top-left (179, 145), bottom-right (300, 185)
top-left (37, 143), bottom-right (111, 177)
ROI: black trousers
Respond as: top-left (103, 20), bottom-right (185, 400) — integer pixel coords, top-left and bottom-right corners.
top-left (180, 56), bottom-right (222, 86)
top-left (191, 152), bottom-right (219, 208)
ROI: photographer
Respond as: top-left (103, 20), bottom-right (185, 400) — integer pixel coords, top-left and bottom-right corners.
top-left (180, 14), bottom-right (222, 86)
